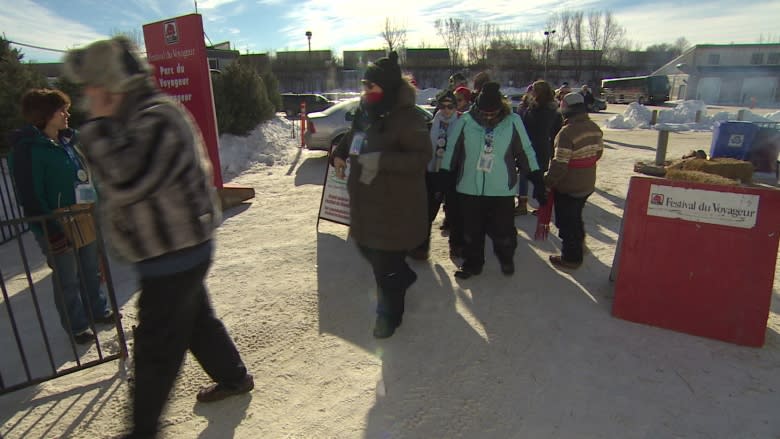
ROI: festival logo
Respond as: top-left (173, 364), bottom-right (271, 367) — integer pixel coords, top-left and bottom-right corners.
top-left (164, 20), bottom-right (179, 45)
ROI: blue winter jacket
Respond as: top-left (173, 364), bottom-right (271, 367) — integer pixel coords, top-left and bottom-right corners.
top-left (441, 107), bottom-right (539, 196)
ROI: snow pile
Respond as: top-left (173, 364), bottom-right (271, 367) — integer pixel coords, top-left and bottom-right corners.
top-left (604, 102), bottom-right (653, 129)
top-left (218, 116), bottom-right (299, 182)
top-left (606, 100), bottom-right (780, 131)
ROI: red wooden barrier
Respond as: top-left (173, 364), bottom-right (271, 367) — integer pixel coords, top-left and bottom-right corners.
top-left (613, 176), bottom-right (780, 346)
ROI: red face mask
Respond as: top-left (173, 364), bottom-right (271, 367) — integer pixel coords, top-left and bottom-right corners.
top-left (363, 90), bottom-right (384, 105)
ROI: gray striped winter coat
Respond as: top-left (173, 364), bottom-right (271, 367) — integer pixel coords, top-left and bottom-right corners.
top-left (79, 86), bottom-right (221, 263)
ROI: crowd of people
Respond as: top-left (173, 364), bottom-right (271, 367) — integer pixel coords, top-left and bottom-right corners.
top-left (332, 58), bottom-right (604, 340)
top-left (8, 35), bottom-right (603, 437)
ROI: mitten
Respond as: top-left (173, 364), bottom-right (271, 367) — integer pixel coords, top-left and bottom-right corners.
top-left (528, 170), bottom-right (548, 205)
top-left (358, 152), bottom-right (381, 185)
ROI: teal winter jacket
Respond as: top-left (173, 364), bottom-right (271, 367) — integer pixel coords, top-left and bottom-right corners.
top-left (8, 126), bottom-right (86, 236)
top-left (441, 108), bottom-right (539, 196)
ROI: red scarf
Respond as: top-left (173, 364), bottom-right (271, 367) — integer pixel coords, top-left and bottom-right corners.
top-left (534, 191), bottom-right (555, 240)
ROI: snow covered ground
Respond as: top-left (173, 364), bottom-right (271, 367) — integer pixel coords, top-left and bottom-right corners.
top-left (1, 103), bottom-right (779, 438)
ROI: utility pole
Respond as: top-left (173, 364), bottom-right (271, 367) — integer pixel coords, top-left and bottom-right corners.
top-left (544, 29), bottom-right (556, 80)
top-left (305, 31), bottom-right (312, 54)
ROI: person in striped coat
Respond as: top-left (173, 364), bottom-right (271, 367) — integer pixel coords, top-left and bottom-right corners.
top-left (64, 36), bottom-right (253, 439)
top-left (544, 92), bottom-right (604, 269)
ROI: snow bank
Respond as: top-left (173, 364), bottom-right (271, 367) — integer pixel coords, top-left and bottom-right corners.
top-left (218, 116), bottom-right (299, 181)
top-left (605, 100), bottom-right (779, 131)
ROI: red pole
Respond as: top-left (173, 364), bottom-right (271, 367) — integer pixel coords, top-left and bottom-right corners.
top-left (300, 101), bottom-right (307, 148)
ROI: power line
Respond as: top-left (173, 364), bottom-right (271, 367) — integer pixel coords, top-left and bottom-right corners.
top-left (5, 37), bottom-right (148, 57)
top-left (5, 39), bottom-right (68, 53)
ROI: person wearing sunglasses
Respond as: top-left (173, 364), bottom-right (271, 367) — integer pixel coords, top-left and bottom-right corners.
top-left (441, 82), bottom-right (546, 279)
top-left (409, 91), bottom-right (464, 261)
top-left (330, 51), bottom-right (431, 338)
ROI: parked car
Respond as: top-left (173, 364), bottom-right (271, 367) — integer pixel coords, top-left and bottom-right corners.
top-left (589, 98), bottom-right (607, 112)
top-left (303, 98), bottom-right (434, 152)
top-left (280, 93), bottom-right (334, 118)
top-left (507, 93), bottom-right (525, 112)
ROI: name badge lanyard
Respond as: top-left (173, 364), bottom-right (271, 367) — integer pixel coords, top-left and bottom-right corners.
top-left (477, 127), bottom-right (495, 173)
top-left (434, 121), bottom-right (449, 172)
top-left (61, 141), bottom-right (88, 183)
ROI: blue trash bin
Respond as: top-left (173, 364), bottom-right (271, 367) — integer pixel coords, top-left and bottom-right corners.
top-left (709, 121), bottom-right (759, 160)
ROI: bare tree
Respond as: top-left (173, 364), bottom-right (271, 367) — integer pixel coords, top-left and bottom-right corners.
top-left (600, 11), bottom-right (625, 56)
top-left (435, 17), bottom-right (466, 67)
top-left (111, 28), bottom-right (144, 48)
top-left (673, 36), bottom-right (690, 53)
top-left (464, 20), bottom-right (494, 65)
top-left (587, 11), bottom-right (602, 51)
top-left (380, 17), bottom-right (407, 54)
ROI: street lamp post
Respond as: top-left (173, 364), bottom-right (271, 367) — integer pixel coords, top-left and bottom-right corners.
top-left (543, 29), bottom-right (555, 80)
top-left (305, 31), bottom-right (313, 92)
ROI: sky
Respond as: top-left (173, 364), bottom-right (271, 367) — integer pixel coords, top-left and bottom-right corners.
top-left (2, 0), bottom-right (779, 63)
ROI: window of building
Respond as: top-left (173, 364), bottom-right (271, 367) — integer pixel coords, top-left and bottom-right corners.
top-left (208, 59), bottom-right (219, 70)
top-left (708, 54), bottom-right (720, 65)
top-left (750, 53), bottom-right (765, 65)
top-left (768, 53), bottom-right (780, 64)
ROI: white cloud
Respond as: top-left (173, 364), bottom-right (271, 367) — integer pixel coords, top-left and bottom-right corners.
top-left (0, 0), bottom-right (108, 61)
top-left (276, 0), bottom-right (611, 53)
top-left (196, 0), bottom-right (240, 9)
top-left (610, 1), bottom-right (780, 47)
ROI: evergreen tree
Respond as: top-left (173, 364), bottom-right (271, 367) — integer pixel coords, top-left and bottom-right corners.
top-left (212, 61), bottom-right (275, 136)
top-left (261, 71), bottom-right (282, 112)
top-left (54, 75), bottom-right (88, 128)
top-left (0, 38), bottom-right (47, 153)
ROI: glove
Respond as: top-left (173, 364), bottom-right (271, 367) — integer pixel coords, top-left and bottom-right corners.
top-left (358, 152), bottom-right (381, 185)
top-left (533, 186), bottom-right (548, 206)
top-left (527, 170), bottom-right (548, 205)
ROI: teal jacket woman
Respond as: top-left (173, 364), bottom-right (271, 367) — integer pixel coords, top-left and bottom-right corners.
top-left (442, 101), bottom-right (540, 195)
top-left (440, 82), bottom-right (545, 279)
top-left (8, 88), bottom-right (110, 344)
top-left (9, 126), bottom-right (86, 238)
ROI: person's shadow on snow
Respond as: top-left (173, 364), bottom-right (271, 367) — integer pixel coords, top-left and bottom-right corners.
top-left (362, 261), bottom-right (495, 438)
top-left (193, 392), bottom-right (252, 439)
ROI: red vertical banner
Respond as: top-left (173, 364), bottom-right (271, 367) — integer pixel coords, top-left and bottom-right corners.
top-left (142, 14), bottom-right (223, 188)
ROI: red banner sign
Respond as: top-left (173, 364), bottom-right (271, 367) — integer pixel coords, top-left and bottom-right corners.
top-left (142, 14), bottom-right (223, 188)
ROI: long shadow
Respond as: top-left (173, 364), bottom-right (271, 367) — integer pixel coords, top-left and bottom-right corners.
top-left (603, 138), bottom-right (656, 151)
top-left (593, 187), bottom-right (626, 209)
top-left (194, 391), bottom-right (252, 439)
top-left (0, 372), bottom-right (123, 439)
top-left (221, 203), bottom-right (251, 222)
top-left (294, 153), bottom-right (329, 187)
top-left (0, 229), bottom-right (137, 405)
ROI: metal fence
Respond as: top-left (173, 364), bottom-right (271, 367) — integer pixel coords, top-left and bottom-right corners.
top-left (0, 206), bottom-right (128, 395)
top-left (0, 155), bottom-right (29, 244)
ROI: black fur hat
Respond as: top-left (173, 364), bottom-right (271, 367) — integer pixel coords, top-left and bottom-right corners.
top-left (363, 51), bottom-right (402, 92)
top-left (476, 82), bottom-right (503, 112)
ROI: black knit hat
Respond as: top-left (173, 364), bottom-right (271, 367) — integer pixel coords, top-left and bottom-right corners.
top-left (438, 90), bottom-right (456, 104)
top-left (476, 82), bottom-right (503, 111)
top-left (364, 51), bottom-right (402, 92)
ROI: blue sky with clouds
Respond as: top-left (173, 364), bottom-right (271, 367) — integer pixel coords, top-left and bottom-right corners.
top-left (2, 0), bottom-right (779, 63)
